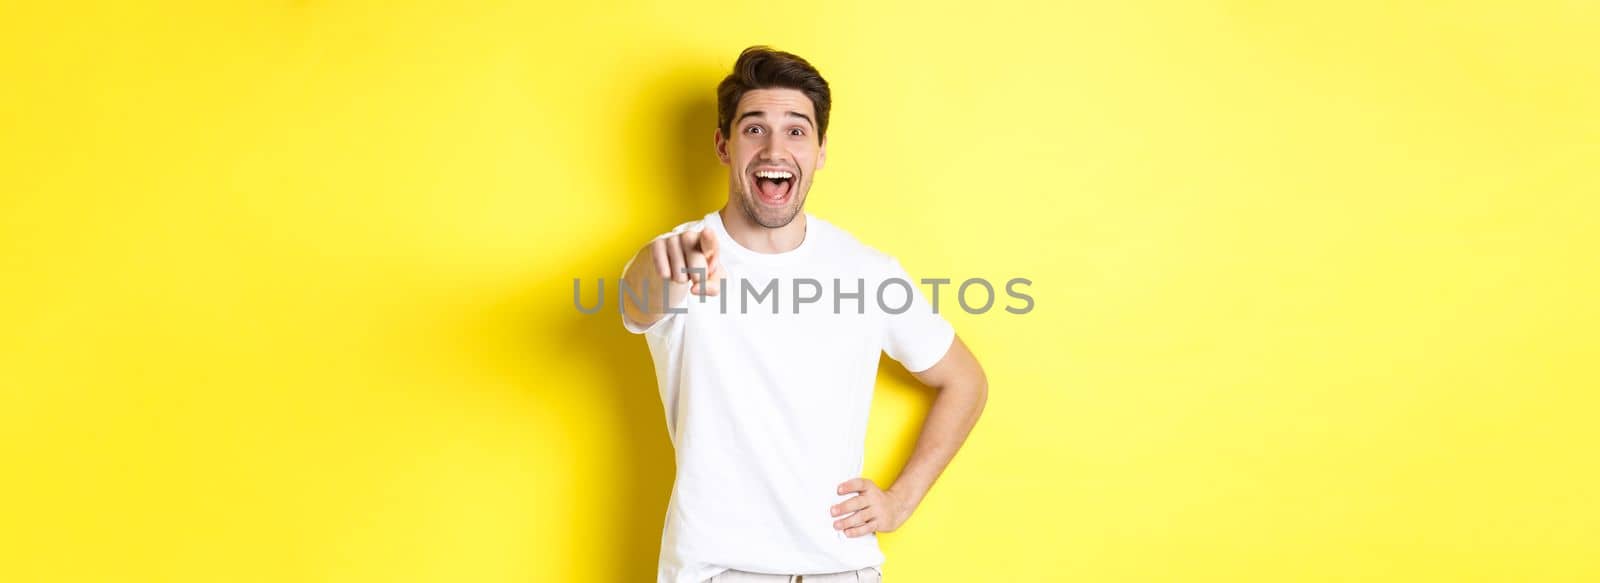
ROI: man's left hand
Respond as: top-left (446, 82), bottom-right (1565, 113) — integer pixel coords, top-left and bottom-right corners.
top-left (832, 477), bottom-right (915, 538)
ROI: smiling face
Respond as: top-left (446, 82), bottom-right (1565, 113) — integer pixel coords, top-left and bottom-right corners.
top-left (716, 88), bottom-right (827, 229)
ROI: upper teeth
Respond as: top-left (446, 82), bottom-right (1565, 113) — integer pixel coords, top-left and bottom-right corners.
top-left (756, 170), bottom-right (793, 180)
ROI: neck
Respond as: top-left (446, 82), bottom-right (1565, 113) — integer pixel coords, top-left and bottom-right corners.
top-left (718, 204), bottom-right (807, 254)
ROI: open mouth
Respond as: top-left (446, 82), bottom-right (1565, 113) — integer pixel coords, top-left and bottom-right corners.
top-left (752, 169), bottom-right (795, 206)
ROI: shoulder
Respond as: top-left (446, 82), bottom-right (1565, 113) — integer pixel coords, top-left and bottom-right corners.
top-left (808, 214), bottom-right (902, 274)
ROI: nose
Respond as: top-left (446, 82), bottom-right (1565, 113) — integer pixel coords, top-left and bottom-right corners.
top-left (756, 147), bottom-right (792, 169)
top-left (755, 140), bottom-right (791, 166)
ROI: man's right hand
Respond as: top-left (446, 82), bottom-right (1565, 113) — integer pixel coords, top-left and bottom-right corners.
top-left (621, 226), bottom-right (725, 329)
top-left (649, 227), bottom-right (723, 297)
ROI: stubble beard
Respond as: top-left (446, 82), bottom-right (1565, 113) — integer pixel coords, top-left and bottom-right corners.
top-left (737, 178), bottom-right (807, 229)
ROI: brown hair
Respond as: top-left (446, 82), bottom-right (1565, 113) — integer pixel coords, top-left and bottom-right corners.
top-left (717, 46), bottom-right (831, 142)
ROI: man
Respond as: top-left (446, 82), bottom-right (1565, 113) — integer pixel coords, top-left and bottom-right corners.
top-left (620, 46), bottom-right (988, 583)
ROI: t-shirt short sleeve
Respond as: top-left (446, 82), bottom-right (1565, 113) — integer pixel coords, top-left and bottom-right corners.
top-left (880, 258), bottom-right (956, 373)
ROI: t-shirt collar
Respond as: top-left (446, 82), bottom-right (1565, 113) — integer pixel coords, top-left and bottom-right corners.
top-left (706, 208), bottom-right (815, 264)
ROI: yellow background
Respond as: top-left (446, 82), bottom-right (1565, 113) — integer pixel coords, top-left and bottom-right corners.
top-left (3, 1), bottom-right (1596, 581)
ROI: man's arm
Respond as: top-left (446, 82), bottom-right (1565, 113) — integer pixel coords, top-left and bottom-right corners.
top-left (833, 335), bottom-right (988, 537)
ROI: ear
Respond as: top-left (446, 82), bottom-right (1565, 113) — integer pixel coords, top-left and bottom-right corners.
top-left (715, 128), bottom-right (731, 165)
top-left (816, 135), bottom-right (827, 170)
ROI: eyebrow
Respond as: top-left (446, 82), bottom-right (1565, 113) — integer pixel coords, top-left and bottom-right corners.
top-left (736, 110), bottom-right (814, 128)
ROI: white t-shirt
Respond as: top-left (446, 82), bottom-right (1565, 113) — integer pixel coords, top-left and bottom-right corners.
top-left (622, 210), bottom-right (955, 583)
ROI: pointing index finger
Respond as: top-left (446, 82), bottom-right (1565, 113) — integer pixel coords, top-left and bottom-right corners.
top-left (700, 227), bottom-right (718, 257)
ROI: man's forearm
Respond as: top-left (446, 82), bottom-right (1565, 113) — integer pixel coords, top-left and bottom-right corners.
top-left (888, 373), bottom-right (988, 508)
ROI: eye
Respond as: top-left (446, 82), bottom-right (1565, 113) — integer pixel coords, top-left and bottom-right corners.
top-left (788, 128), bottom-right (805, 136)
top-left (745, 125), bottom-right (764, 135)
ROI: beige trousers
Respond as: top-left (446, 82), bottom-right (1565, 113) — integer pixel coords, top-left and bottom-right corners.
top-left (705, 566), bottom-right (883, 582)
